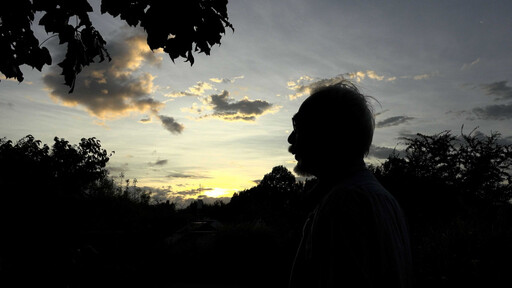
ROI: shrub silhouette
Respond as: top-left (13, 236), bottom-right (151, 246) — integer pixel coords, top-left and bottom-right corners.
top-left (1, 130), bottom-right (511, 287)
top-left (370, 129), bottom-right (512, 288)
top-left (0, 135), bottom-right (170, 287)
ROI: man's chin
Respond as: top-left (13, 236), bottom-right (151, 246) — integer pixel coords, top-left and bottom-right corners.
top-left (293, 161), bottom-right (314, 177)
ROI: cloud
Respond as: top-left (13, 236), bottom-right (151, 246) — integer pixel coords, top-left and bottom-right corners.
top-left (209, 75), bottom-right (244, 84)
top-left (165, 81), bottom-right (216, 98)
top-left (345, 71), bottom-right (366, 82)
top-left (412, 72), bottom-right (437, 80)
top-left (366, 70), bottom-right (385, 81)
top-left (480, 81), bottom-right (512, 101)
top-left (446, 109), bottom-right (477, 121)
top-left (144, 185), bottom-right (230, 207)
top-left (139, 116), bottom-right (152, 123)
top-left (346, 70), bottom-right (399, 83)
top-left (43, 33), bottom-right (165, 120)
top-left (174, 187), bottom-right (214, 197)
top-left (286, 71), bottom-right (414, 100)
top-left (138, 113), bottom-right (184, 135)
top-left (374, 109), bottom-right (390, 117)
top-left (396, 71), bottom-right (439, 81)
top-left (376, 116), bottom-right (415, 128)
top-left (473, 104), bottom-right (512, 120)
top-left (287, 75), bottom-right (346, 100)
top-left (397, 130), bottom-right (424, 141)
top-left (148, 159), bottom-right (168, 166)
top-left (157, 114), bottom-right (185, 134)
top-left (461, 58), bottom-right (480, 71)
top-left (165, 76), bottom-right (244, 98)
top-left (197, 90), bottom-right (278, 121)
top-left (454, 81), bottom-right (512, 121)
top-left (165, 170), bottom-right (210, 179)
top-left (368, 145), bottom-right (403, 159)
top-left (186, 81), bottom-right (214, 96)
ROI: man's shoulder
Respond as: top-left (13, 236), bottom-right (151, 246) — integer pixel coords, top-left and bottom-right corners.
top-left (331, 169), bottom-right (386, 195)
top-left (323, 169), bottom-right (397, 210)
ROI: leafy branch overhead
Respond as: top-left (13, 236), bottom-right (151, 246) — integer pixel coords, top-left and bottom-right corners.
top-left (0, 0), bottom-right (234, 93)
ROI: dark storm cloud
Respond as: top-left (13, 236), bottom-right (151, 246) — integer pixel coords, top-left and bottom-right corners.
top-left (43, 33), bottom-right (163, 119)
top-left (203, 90), bottom-right (276, 121)
top-left (454, 81), bottom-right (512, 121)
top-left (473, 104), bottom-right (512, 120)
top-left (480, 81), bottom-right (512, 101)
top-left (157, 115), bottom-right (185, 134)
top-left (376, 116), bottom-right (415, 128)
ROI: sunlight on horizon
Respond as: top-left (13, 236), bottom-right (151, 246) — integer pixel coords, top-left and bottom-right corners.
top-left (202, 187), bottom-right (237, 198)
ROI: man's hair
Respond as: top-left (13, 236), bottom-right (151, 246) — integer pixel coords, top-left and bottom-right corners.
top-left (304, 80), bottom-right (376, 157)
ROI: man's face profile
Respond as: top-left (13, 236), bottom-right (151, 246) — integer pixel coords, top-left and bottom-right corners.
top-left (288, 111), bottom-right (322, 177)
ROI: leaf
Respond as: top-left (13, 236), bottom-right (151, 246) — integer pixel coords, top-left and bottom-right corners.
top-left (58, 25), bottom-right (76, 44)
top-left (186, 50), bottom-right (195, 66)
top-left (1, 0), bottom-right (233, 91)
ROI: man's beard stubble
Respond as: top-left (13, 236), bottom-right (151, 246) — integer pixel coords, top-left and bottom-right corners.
top-left (289, 145), bottom-right (314, 177)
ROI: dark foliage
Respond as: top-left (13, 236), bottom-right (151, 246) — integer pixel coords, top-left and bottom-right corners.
top-left (0, 135), bottom-right (173, 287)
top-left (0, 0), bottom-right (233, 92)
top-left (1, 130), bottom-right (511, 287)
top-left (370, 129), bottom-right (512, 288)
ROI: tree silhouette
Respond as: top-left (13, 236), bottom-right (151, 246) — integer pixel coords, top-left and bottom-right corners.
top-left (370, 129), bottom-right (512, 288)
top-left (259, 165), bottom-right (298, 193)
top-left (374, 129), bottom-right (512, 205)
top-left (0, 0), bottom-right (233, 92)
top-left (2, 131), bottom-right (511, 287)
top-left (0, 135), bottom-right (114, 207)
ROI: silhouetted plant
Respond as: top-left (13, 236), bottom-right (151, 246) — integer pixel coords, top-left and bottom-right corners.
top-left (377, 129), bottom-right (512, 204)
top-left (0, 0), bottom-right (234, 92)
top-left (2, 131), bottom-right (511, 287)
top-left (370, 129), bottom-right (512, 288)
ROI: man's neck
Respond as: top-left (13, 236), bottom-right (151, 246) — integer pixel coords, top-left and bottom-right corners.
top-left (317, 158), bottom-right (367, 185)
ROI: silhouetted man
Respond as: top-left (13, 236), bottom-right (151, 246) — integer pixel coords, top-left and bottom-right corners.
top-left (288, 82), bottom-right (412, 288)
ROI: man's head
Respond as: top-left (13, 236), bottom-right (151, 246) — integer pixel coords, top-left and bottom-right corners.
top-left (288, 81), bottom-right (375, 177)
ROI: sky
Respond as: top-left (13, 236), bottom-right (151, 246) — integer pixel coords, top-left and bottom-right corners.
top-left (1, 0), bottom-right (512, 205)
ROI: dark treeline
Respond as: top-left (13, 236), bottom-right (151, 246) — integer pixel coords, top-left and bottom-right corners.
top-left (1, 130), bottom-right (511, 287)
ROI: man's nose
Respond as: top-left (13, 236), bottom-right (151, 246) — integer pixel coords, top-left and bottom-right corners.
top-left (288, 130), bottom-right (296, 144)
